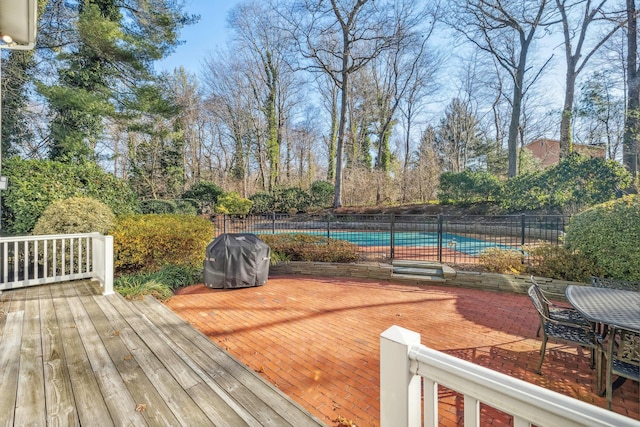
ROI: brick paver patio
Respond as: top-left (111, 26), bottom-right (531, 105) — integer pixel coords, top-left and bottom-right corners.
top-left (166, 276), bottom-right (639, 426)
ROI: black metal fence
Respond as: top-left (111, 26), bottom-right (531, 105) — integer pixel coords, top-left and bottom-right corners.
top-left (212, 213), bottom-right (569, 265)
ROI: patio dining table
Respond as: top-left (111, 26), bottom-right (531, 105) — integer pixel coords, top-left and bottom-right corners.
top-left (566, 285), bottom-right (640, 393)
top-left (565, 285), bottom-right (640, 333)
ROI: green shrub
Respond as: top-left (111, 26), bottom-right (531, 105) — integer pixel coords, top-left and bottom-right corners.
top-left (114, 275), bottom-right (173, 301)
top-left (500, 154), bottom-right (631, 213)
top-left (438, 171), bottom-right (503, 206)
top-left (2, 157), bottom-right (139, 233)
top-left (272, 187), bottom-right (311, 213)
top-left (309, 180), bottom-right (334, 208)
top-left (259, 233), bottom-right (360, 263)
top-left (214, 192), bottom-right (253, 215)
top-left (499, 172), bottom-right (549, 211)
top-left (32, 197), bottom-right (115, 235)
top-left (182, 181), bottom-right (223, 214)
top-left (525, 243), bottom-right (600, 282)
top-left (112, 214), bottom-right (214, 274)
top-left (478, 247), bottom-right (525, 274)
top-left (563, 195), bottom-right (640, 280)
top-left (153, 264), bottom-right (202, 290)
top-left (249, 192), bottom-right (275, 214)
top-left (176, 198), bottom-right (199, 215)
top-left (140, 199), bottom-right (177, 214)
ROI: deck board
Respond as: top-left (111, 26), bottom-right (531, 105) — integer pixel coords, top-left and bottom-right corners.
top-left (14, 286), bottom-right (46, 426)
top-left (0, 280), bottom-right (324, 427)
top-left (38, 284), bottom-right (78, 426)
top-left (49, 282), bottom-right (114, 426)
top-left (134, 296), bottom-right (323, 427)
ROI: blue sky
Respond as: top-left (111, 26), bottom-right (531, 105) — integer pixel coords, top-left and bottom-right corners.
top-left (156, 0), bottom-right (242, 76)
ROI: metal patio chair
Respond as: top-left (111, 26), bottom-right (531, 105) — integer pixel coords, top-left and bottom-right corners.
top-left (528, 285), bottom-right (600, 379)
top-left (591, 276), bottom-right (640, 292)
top-left (530, 276), bottom-right (590, 337)
top-left (601, 327), bottom-right (640, 410)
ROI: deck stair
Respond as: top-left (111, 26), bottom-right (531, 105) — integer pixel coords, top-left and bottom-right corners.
top-left (391, 260), bottom-right (455, 283)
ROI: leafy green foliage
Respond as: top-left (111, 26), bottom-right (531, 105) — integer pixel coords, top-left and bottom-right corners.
top-left (309, 180), bottom-right (334, 208)
top-left (248, 187), bottom-right (312, 214)
top-left (115, 276), bottom-right (174, 301)
top-left (115, 263), bottom-right (202, 300)
top-left (173, 199), bottom-right (199, 215)
top-left (525, 243), bottom-right (601, 282)
top-left (181, 181), bottom-right (224, 213)
top-left (151, 264), bottom-right (203, 290)
top-left (32, 197), bottom-right (115, 235)
top-left (273, 187), bottom-right (311, 213)
top-left (478, 248), bottom-right (525, 274)
top-left (37, 0), bottom-right (197, 162)
top-left (564, 195), bottom-right (640, 281)
top-left (249, 192), bottom-right (275, 214)
top-left (2, 158), bottom-right (139, 234)
top-left (111, 214), bottom-right (213, 274)
top-left (214, 192), bottom-right (253, 215)
top-left (139, 199), bottom-right (198, 215)
top-left (438, 171), bottom-right (503, 205)
top-left (259, 233), bottom-right (360, 263)
top-left (500, 154), bottom-right (631, 212)
top-left (140, 199), bottom-right (176, 214)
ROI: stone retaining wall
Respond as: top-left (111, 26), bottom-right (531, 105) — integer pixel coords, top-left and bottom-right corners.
top-left (269, 261), bottom-right (586, 300)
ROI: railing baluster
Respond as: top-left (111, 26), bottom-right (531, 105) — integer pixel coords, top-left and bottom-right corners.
top-left (70, 238), bottom-right (75, 274)
top-left (423, 378), bottom-right (437, 427)
top-left (463, 395), bottom-right (479, 427)
top-left (34, 240), bottom-right (39, 280)
top-left (2, 242), bottom-right (7, 283)
top-left (14, 241), bottom-right (19, 283)
top-left (61, 238), bottom-right (66, 277)
top-left (44, 239), bottom-right (49, 278)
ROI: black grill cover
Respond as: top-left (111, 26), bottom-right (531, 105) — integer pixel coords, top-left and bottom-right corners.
top-left (203, 233), bottom-right (270, 289)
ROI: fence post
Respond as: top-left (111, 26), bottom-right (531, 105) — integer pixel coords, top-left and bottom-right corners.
top-left (389, 214), bottom-right (395, 260)
top-left (380, 325), bottom-right (421, 427)
top-left (272, 212), bottom-right (276, 234)
top-left (521, 214), bottom-right (526, 247)
top-left (223, 215), bottom-right (227, 234)
top-left (327, 215), bottom-right (331, 239)
top-left (437, 214), bottom-right (443, 263)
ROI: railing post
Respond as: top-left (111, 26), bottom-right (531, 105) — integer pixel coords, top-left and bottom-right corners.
top-left (102, 235), bottom-right (114, 295)
top-left (223, 214), bottom-right (227, 234)
top-left (521, 214), bottom-right (526, 247)
top-left (91, 234), bottom-right (114, 295)
top-left (380, 325), bottom-right (421, 427)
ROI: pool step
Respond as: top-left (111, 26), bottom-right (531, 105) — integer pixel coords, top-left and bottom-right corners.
top-left (391, 260), bottom-right (456, 282)
top-left (392, 266), bottom-right (443, 276)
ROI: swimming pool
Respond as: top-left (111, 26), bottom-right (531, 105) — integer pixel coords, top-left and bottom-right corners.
top-left (297, 230), bottom-right (514, 256)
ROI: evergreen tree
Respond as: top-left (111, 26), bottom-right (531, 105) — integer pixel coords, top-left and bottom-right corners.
top-left (37, 0), bottom-right (196, 161)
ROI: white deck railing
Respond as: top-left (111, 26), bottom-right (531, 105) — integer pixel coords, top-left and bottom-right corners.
top-left (0, 232), bottom-right (113, 295)
top-left (380, 325), bottom-right (638, 427)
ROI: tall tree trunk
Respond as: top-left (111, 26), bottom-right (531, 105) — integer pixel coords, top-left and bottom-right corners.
top-left (327, 88), bottom-right (338, 182)
top-left (507, 63), bottom-right (525, 177)
top-left (560, 63), bottom-right (577, 158)
top-left (333, 69), bottom-right (349, 208)
top-left (623, 0), bottom-right (638, 177)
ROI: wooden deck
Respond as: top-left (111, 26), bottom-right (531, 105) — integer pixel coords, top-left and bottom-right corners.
top-left (0, 280), bottom-right (324, 426)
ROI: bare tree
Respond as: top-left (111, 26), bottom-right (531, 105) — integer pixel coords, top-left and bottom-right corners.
top-left (283, 0), bottom-right (409, 207)
top-left (228, 1), bottom-right (300, 191)
top-left (623, 0), bottom-right (638, 177)
top-left (555, 0), bottom-right (626, 158)
top-left (449, 0), bottom-right (555, 177)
